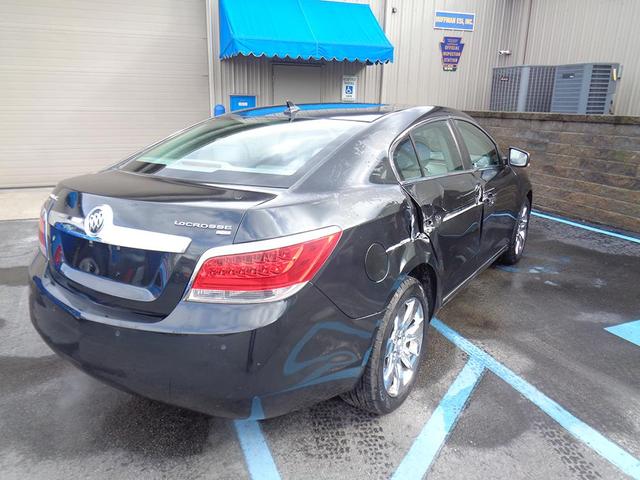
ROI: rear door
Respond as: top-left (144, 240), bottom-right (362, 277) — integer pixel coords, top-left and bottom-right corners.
top-left (452, 120), bottom-right (518, 260)
top-left (393, 119), bottom-right (482, 295)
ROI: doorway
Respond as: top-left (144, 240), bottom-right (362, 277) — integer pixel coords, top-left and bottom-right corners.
top-left (273, 64), bottom-right (322, 104)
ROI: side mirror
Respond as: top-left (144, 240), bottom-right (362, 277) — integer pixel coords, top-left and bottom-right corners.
top-left (508, 147), bottom-right (530, 168)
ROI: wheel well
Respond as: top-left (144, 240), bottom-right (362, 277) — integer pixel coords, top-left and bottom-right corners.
top-left (408, 263), bottom-right (437, 318)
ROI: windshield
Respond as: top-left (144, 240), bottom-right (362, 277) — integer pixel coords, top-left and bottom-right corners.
top-left (119, 117), bottom-right (366, 188)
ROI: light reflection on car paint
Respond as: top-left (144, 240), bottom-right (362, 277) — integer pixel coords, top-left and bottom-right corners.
top-left (273, 321), bottom-right (375, 394)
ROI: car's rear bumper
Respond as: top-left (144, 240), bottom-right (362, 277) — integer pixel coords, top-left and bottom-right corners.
top-left (29, 254), bottom-right (379, 419)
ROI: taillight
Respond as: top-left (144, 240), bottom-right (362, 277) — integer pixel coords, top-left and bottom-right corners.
top-left (187, 226), bottom-right (341, 303)
top-left (38, 207), bottom-right (48, 258)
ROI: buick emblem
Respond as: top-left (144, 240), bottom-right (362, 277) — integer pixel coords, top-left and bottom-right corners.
top-left (84, 205), bottom-right (112, 236)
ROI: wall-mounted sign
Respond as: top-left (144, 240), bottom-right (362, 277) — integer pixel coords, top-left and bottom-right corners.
top-left (230, 94), bottom-right (256, 112)
top-left (342, 75), bottom-right (357, 102)
top-left (440, 37), bottom-right (465, 72)
top-left (434, 11), bottom-right (475, 31)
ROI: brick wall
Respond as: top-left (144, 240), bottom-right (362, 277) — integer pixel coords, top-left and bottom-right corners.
top-left (466, 111), bottom-right (640, 233)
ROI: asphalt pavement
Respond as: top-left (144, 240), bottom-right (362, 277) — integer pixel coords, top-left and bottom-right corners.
top-left (0, 214), bottom-right (638, 479)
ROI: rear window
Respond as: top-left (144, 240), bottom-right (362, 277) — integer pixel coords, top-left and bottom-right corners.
top-left (118, 117), bottom-right (365, 188)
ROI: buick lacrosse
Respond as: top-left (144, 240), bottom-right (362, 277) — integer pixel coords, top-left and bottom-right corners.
top-left (30, 103), bottom-right (532, 418)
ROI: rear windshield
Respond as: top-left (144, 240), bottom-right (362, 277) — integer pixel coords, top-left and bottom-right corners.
top-left (118, 117), bottom-right (365, 188)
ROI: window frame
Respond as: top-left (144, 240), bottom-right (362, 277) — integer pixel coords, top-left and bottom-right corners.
top-left (450, 118), bottom-right (504, 171)
top-left (388, 117), bottom-right (472, 185)
top-left (391, 136), bottom-right (423, 182)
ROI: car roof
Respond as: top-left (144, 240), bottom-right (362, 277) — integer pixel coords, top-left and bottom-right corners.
top-left (227, 102), bottom-right (435, 122)
top-left (226, 103), bottom-right (475, 130)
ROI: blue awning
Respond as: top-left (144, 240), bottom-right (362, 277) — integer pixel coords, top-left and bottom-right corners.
top-left (219, 0), bottom-right (394, 64)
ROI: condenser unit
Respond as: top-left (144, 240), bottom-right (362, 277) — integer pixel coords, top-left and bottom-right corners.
top-left (550, 63), bottom-right (621, 114)
top-left (490, 65), bottom-right (556, 112)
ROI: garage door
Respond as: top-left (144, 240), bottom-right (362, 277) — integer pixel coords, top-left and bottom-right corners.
top-left (0, 0), bottom-right (210, 188)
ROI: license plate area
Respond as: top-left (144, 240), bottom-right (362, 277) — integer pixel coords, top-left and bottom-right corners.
top-left (51, 226), bottom-right (174, 290)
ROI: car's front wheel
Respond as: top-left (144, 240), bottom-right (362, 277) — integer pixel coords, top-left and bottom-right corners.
top-left (341, 277), bottom-right (429, 414)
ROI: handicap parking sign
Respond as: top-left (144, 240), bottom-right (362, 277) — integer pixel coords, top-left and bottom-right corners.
top-left (342, 75), bottom-right (357, 102)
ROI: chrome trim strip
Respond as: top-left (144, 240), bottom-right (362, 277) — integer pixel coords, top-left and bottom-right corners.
top-left (48, 210), bottom-right (192, 254)
top-left (442, 245), bottom-right (508, 306)
top-left (49, 211), bottom-right (84, 229)
top-left (184, 225), bottom-right (342, 303)
top-left (39, 206), bottom-right (50, 259)
top-left (60, 263), bottom-right (156, 302)
top-left (442, 202), bottom-right (479, 223)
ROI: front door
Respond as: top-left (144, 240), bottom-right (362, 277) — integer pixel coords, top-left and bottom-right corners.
top-left (393, 120), bottom-right (483, 295)
top-left (453, 120), bottom-right (518, 260)
top-left (272, 64), bottom-right (322, 104)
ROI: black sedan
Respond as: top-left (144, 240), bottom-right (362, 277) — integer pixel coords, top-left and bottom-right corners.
top-left (30, 103), bottom-right (532, 419)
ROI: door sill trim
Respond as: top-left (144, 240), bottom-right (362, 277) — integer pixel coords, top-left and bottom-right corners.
top-left (442, 246), bottom-right (508, 306)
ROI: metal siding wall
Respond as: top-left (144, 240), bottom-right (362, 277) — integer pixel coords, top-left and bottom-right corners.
top-left (379, 0), bottom-right (523, 109)
top-left (209, 0), bottom-right (639, 114)
top-left (0, 0), bottom-right (210, 188)
top-left (209, 0), bottom-right (383, 109)
top-left (520, 0), bottom-right (639, 116)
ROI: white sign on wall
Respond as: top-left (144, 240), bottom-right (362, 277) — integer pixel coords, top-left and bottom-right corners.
top-left (342, 75), bottom-right (357, 102)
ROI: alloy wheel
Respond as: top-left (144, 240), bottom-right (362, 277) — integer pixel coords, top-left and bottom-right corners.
top-left (383, 297), bottom-right (425, 397)
top-left (515, 204), bottom-right (529, 256)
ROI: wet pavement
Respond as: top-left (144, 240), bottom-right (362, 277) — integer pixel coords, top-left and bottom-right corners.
top-left (0, 215), bottom-right (638, 479)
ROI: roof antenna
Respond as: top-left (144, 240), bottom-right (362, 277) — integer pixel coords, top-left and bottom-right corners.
top-left (284, 100), bottom-right (300, 121)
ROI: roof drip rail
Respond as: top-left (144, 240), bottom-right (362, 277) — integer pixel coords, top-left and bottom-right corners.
top-left (284, 101), bottom-right (300, 121)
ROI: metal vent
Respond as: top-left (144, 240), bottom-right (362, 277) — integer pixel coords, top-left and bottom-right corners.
top-left (525, 66), bottom-right (556, 112)
top-left (587, 64), bottom-right (614, 114)
top-left (551, 63), bottom-right (620, 114)
top-left (490, 65), bottom-right (555, 112)
top-left (490, 67), bottom-right (521, 111)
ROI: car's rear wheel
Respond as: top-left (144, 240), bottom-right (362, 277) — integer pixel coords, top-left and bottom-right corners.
top-left (500, 198), bottom-right (531, 265)
top-left (341, 277), bottom-right (430, 414)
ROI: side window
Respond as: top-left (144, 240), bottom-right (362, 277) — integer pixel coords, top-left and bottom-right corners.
top-left (393, 138), bottom-right (421, 181)
top-left (454, 120), bottom-right (500, 169)
top-left (411, 121), bottom-right (464, 176)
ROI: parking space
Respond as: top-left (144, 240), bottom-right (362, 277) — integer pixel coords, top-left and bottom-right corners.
top-left (1, 214), bottom-right (638, 480)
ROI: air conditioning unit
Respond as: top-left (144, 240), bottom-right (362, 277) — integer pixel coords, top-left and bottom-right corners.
top-left (550, 63), bottom-right (621, 115)
top-left (490, 65), bottom-right (556, 112)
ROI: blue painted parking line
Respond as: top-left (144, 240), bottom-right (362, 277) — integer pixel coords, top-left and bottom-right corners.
top-left (392, 358), bottom-right (484, 480)
top-left (531, 210), bottom-right (640, 244)
top-left (605, 320), bottom-right (640, 348)
top-left (431, 318), bottom-right (640, 480)
top-left (233, 419), bottom-right (281, 480)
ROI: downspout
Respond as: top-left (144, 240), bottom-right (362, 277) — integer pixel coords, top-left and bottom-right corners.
top-left (378, 0), bottom-right (390, 104)
top-left (205, 0), bottom-right (216, 116)
top-left (520, 0), bottom-right (533, 64)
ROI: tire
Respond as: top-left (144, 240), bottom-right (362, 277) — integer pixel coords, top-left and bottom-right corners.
top-left (341, 277), bottom-right (430, 415)
top-left (499, 198), bottom-right (531, 265)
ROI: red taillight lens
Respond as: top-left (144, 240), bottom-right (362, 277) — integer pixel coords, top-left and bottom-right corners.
top-left (188, 227), bottom-right (341, 303)
top-left (38, 208), bottom-right (47, 257)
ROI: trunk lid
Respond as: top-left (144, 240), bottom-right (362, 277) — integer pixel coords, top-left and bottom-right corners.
top-left (45, 170), bottom-right (276, 317)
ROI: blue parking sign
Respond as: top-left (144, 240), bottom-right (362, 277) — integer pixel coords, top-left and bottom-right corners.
top-left (342, 75), bottom-right (357, 102)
